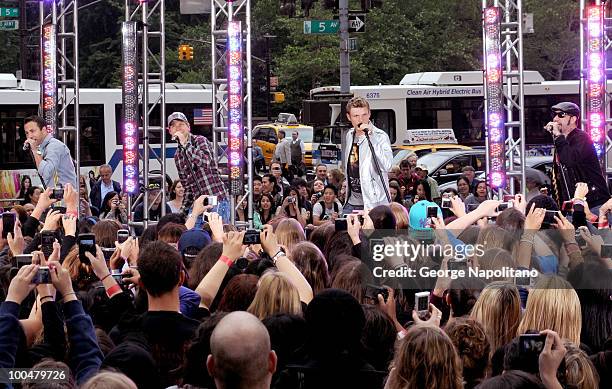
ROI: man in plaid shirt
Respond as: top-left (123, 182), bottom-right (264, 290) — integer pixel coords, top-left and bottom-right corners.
top-left (168, 112), bottom-right (228, 213)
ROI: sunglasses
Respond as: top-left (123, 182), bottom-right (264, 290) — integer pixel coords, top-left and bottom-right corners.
top-left (272, 167), bottom-right (281, 171)
top-left (553, 111), bottom-right (569, 118)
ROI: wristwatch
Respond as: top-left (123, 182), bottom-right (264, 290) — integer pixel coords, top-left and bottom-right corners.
top-left (271, 248), bottom-right (285, 265)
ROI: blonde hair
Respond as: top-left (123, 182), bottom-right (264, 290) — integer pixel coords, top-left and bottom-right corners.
top-left (390, 202), bottom-right (409, 230)
top-left (275, 218), bottom-right (306, 256)
top-left (564, 341), bottom-right (600, 389)
top-left (247, 272), bottom-right (302, 320)
top-left (387, 325), bottom-right (463, 389)
top-left (470, 281), bottom-right (520, 352)
top-left (346, 96), bottom-right (370, 113)
top-left (517, 276), bottom-right (582, 344)
top-left (81, 371), bottom-right (137, 389)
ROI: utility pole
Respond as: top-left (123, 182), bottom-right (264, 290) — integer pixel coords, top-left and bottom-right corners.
top-left (339, 0), bottom-right (350, 93)
top-left (263, 33), bottom-right (276, 120)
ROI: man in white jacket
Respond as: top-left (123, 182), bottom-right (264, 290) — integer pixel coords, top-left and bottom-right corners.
top-left (342, 96), bottom-right (393, 212)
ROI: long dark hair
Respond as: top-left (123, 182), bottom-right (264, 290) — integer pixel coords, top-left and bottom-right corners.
top-left (283, 186), bottom-right (303, 217)
top-left (18, 175), bottom-right (32, 199)
top-left (411, 179), bottom-right (432, 201)
top-left (258, 193), bottom-right (277, 224)
top-left (100, 191), bottom-right (119, 216)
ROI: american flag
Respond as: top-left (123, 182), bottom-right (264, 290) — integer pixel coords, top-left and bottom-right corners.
top-left (193, 108), bottom-right (213, 125)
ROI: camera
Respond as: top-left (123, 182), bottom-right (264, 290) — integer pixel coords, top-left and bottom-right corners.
top-left (448, 259), bottom-right (468, 272)
top-left (50, 187), bottom-right (64, 200)
top-left (33, 266), bottom-right (52, 284)
top-left (515, 274), bottom-right (531, 287)
top-left (14, 254), bottom-right (33, 268)
top-left (242, 229), bottom-right (261, 245)
top-left (441, 194), bottom-right (452, 209)
top-left (78, 233), bottom-right (97, 265)
top-left (496, 202), bottom-right (513, 212)
top-left (574, 231), bottom-right (587, 249)
top-left (503, 195), bottom-right (515, 202)
top-left (414, 291), bottom-right (430, 314)
top-left (41, 231), bottom-right (55, 259)
top-left (365, 284), bottom-right (389, 303)
top-left (426, 206), bottom-right (438, 219)
top-left (287, 197), bottom-right (295, 204)
top-left (519, 334), bottom-right (546, 357)
top-left (543, 210), bottom-right (558, 226)
top-left (206, 196), bottom-right (218, 207)
top-left (335, 218), bottom-right (348, 231)
top-left (600, 244), bottom-right (612, 258)
top-left (315, 192), bottom-right (323, 199)
top-left (117, 229), bottom-right (130, 244)
top-left (466, 203), bottom-right (479, 212)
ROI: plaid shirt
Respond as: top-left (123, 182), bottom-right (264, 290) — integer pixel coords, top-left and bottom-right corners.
top-left (175, 134), bottom-right (227, 209)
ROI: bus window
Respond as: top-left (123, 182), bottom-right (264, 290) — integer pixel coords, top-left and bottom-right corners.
top-left (370, 109), bottom-right (396, 143)
top-left (0, 105), bottom-right (38, 169)
top-left (64, 105), bottom-right (106, 166)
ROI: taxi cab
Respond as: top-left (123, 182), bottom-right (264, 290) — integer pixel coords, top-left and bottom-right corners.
top-left (392, 129), bottom-right (472, 164)
top-left (252, 113), bottom-right (314, 168)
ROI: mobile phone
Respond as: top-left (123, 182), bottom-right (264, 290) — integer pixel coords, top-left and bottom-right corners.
top-left (50, 187), bottom-right (64, 200)
top-left (426, 206), bottom-right (438, 219)
top-left (33, 266), bottom-right (52, 284)
top-left (2, 212), bottom-right (16, 239)
top-left (242, 229), bottom-right (261, 245)
top-left (41, 231), bottom-right (55, 259)
top-left (519, 334), bottom-right (546, 358)
top-left (441, 194), bottom-right (452, 209)
top-left (448, 259), bottom-right (468, 272)
top-left (117, 229), bottom-right (130, 244)
top-left (496, 202), bottom-right (513, 212)
top-left (414, 291), bottom-right (430, 314)
top-left (543, 210), bottom-right (558, 226)
top-left (101, 248), bottom-right (115, 261)
top-left (206, 196), bottom-right (218, 207)
top-left (14, 254), bottom-right (33, 268)
top-left (600, 244), bottom-right (612, 258)
top-left (78, 233), bottom-right (96, 265)
top-left (574, 231), bottom-right (587, 248)
top-left (365, 284), bottom-right (389, 303)
top-left (335, 218), bottom-right (348, 231)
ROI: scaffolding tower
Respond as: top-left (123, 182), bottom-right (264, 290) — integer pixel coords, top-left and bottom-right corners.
top-left (124, 0), bottom-right (167, 230)
top-left (211, 0), bottom-right (253, 226)
top-left (482, 0), bottom-right (527, 197)
top-left (39, 0), bottom-right (80, 204)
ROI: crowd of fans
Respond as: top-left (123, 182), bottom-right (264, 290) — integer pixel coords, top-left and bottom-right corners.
top-left (0, 155), bottom-right (610, 389)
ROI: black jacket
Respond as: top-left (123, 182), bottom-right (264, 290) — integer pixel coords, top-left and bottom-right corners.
top-left (553, 128), bottom-right (610, 207)
top-left (89, 179), bottom-right (122, 212)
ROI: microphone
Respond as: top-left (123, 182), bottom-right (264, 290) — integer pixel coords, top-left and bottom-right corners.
top-left (358, 123), bottom-right (370, 136)
top-left (22, 142), bottom-right (31, 151)
top-left (543, 123), bottom-right (554, 133)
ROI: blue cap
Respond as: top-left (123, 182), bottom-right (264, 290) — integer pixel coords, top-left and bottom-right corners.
top-left (408, 200), bottom-right (441, 242)
top-left (177, 228), bottom-right (211, 257)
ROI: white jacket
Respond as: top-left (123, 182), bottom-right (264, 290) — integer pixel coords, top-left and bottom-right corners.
top-left (342, 124), bottom-right (393, 209)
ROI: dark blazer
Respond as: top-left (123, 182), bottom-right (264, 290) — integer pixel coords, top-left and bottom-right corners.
top-left (90, 180), bottom-right (122, 212)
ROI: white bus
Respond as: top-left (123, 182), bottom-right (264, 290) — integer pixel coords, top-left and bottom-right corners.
top-left (306, 70), bottom-right (597, 164)
top-left (0, 75), bottom-right (213, 198)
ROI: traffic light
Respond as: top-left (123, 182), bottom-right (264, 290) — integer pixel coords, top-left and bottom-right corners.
top-left (272, 92), bottom-right (285, 104)
top-left (178, 44), bottom-right (194, 61)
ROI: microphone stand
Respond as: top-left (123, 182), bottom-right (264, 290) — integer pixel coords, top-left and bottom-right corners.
top-left (363, 127), bottom-right (392, 204)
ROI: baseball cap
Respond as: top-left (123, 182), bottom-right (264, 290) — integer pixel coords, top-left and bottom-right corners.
top-left (167, 112), bottom-right (189, 127)
top-left (178, 228), bottom-right (211, 257)
top-left (551, 102), bottom-right (580, 117)
top-left (415, 164), bottom-right (429, 172)
top-left (409, 200), bottom-right (441, 231)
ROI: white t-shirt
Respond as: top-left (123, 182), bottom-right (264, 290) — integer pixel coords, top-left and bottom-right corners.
top-left (313, 200), bottom-right (344, 219)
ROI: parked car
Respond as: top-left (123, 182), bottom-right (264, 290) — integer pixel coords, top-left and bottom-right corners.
top-left (408, 149), bottom-right (487, 186)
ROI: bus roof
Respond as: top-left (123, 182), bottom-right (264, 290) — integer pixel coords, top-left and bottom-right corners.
top-left (398, 70), bottom-right (545, 85)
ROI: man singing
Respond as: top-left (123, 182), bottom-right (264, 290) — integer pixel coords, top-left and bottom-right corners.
top-left (24, 115), bottom-right (77, 189)
top-left (168, 112), bottom-right (229, 219)
top-left (342, 96), bottom-right (393, 212)
top-left (546, 102), bottom-right (610, 211)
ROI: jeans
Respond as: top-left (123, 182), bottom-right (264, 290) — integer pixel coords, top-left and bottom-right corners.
top-left (342, 203), bottom-right (364, 214)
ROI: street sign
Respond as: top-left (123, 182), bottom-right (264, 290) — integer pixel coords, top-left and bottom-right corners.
top-left (304, 20), bottom-right (340, 34)
top-left (349, 14), bottom-right (366, 33)
top-left (0, 8), bottom-right (19, 17)
top-left (348, 37), bottom-right (358, 52)
top-left (0, 20), bottom-right (18, 30)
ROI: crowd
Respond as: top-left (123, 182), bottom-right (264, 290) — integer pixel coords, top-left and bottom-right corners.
top-left (0, 153), bottom-right (610, 389)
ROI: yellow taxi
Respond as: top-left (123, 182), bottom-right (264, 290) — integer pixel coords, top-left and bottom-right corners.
top-left (252, 113), bottom-right (314, 168)
top-left (391, 129), bottom-right (472, 164)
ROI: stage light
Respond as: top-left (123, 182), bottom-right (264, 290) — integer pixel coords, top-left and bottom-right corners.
top-left (41, 23), bottom-right (57, 135)
top-left (121, 21), bottom-right (139, 194)
top-left (227, 20), bottom-right (244, 195)
top-left (483, 6), bottom-right (506, 189)
top-left (585, 4), bottom-right (605, 159)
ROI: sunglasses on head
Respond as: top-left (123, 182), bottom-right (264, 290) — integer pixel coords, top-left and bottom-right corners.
top-left (553, 111), bottom-right (570, 118)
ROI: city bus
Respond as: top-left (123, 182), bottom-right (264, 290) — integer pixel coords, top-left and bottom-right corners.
top-left (305, 70), bottom-right (605, 167)
top-left (0, 74), bottom-right (213, 199)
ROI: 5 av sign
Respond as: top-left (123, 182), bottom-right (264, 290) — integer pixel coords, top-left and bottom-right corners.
top-left (349, 14), bottom-right (366, 33)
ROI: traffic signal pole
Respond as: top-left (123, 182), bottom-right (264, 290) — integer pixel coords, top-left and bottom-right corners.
top-left (339, 0), bottom-right (350, 93)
